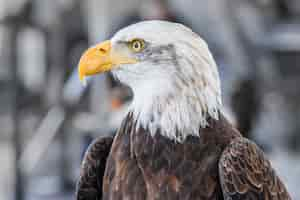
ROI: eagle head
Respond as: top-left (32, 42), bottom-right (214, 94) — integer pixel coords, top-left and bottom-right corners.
top-left (78, 20), bottom-right (222, 142)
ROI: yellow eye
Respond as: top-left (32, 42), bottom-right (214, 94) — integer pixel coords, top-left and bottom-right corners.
top-left (129, 39), bottom-right (145, 52)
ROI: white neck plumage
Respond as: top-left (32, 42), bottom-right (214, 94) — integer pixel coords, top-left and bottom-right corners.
top-left (130, 68), bottom-right (222, 142)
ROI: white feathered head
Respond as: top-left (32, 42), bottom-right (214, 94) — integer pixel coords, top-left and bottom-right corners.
top-left (78, 20), bottom-right (222, 142)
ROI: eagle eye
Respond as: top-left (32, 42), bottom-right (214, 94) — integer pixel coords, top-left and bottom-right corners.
top-left (129, 39), bottom-right (145, 53)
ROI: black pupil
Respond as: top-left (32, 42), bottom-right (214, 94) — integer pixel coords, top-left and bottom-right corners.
top-left (134, 42), bottom-right (140, 49)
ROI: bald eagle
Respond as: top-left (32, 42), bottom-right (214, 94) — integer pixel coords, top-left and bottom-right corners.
top-left (76, 21), bottom-right (291, 200)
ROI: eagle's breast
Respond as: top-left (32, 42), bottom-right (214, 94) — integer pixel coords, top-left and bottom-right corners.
top-left (102, 113), bottom-right (240, 200)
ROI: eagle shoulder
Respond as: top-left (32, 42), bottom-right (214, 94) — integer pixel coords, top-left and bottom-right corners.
top-left (76, 136), bottom-right (114, 200)
top-left (218, 137), bottom-right (291, 200)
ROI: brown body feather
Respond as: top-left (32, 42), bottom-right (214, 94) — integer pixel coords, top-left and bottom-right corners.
top-left (76, 136), bottom-right (114, 200)
top-left (76, 112), bottom-right (291, 200)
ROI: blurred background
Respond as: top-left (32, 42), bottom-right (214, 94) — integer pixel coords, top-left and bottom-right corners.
top-left (0, 0), bottom-right (300, 199)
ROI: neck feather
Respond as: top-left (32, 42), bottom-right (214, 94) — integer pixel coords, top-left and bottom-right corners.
top-left (130, 80), bottom-right (221, 142)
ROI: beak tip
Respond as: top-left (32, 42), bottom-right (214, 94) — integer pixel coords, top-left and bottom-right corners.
top-left (79, 74), bottom-right (87, 86)
top-left (78, 68), bottom-right (87, 86)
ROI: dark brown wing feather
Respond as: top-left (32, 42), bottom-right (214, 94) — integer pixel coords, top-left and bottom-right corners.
top-left (219, 138), bottom-right (291, 200)
top-left (76, 136), bottom-right (114, 200)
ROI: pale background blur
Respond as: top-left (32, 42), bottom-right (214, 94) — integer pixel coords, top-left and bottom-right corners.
top-left (0, 0), bottom-right (300, 199)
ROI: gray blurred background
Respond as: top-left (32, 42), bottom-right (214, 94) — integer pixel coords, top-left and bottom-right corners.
top-left (0, 0), bottom-right (300, 199)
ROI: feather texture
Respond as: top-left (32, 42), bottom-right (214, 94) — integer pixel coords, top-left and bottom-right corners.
top-left (76, 136), bottom-right (114, 200)
top-left (219, 138), bottom-right (291, 200)
top-left (76, 113), bottom-right (291, 200)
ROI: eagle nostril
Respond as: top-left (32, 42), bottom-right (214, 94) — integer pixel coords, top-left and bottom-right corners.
top-left (97, 48), bottom-right (107, 54)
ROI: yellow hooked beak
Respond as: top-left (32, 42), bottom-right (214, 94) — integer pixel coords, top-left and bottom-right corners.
top-left (78, 40), bottom-right (137, 84)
